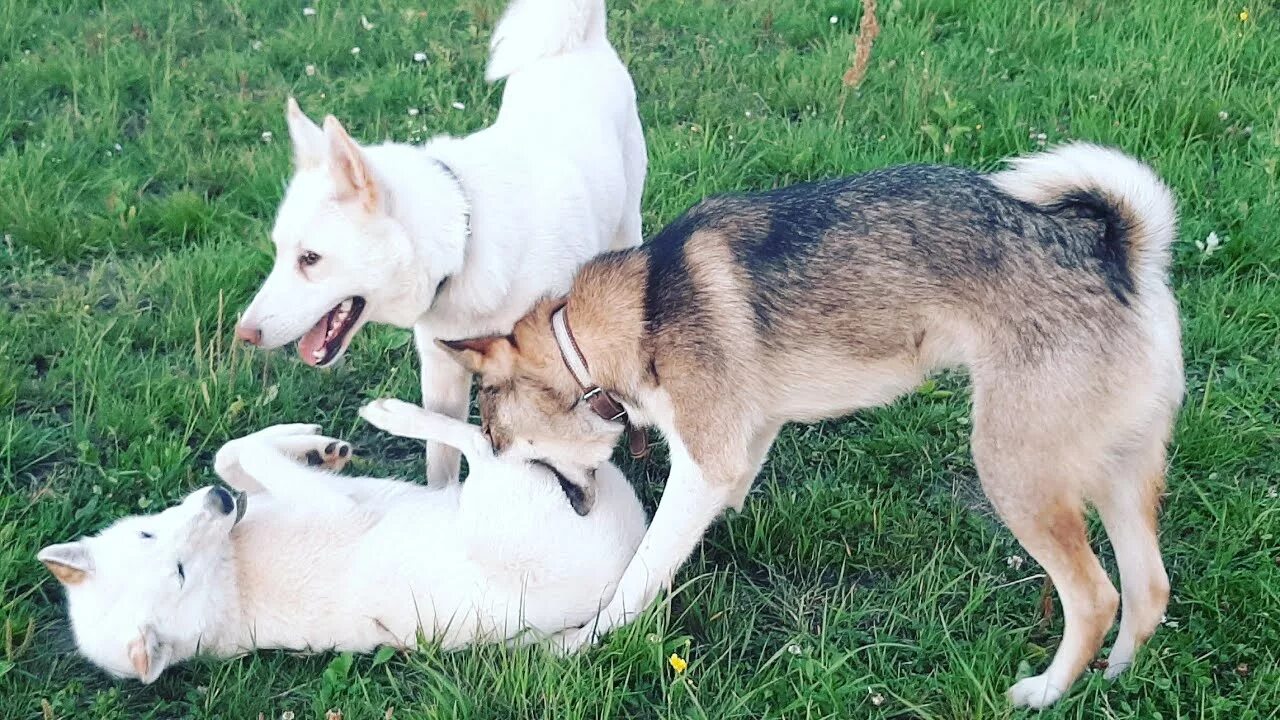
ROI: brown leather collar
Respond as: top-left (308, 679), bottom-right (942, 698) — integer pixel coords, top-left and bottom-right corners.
top-left (550, 305), bottom-right (649, 459)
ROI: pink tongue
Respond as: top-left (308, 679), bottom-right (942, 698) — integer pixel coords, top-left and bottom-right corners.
top-left (297, 314), bottom-right (331, 366)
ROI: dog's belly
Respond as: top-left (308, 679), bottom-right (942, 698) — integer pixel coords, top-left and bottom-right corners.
top-left (765, 353), bottom-right (928, 423)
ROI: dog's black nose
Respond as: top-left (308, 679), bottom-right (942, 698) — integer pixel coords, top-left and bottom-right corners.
top-left (207, 486), bottom-right (235, 515)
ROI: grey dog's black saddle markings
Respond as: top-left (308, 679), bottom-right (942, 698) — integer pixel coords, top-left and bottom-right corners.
top-left (641, 165), bottom-right (1141, 351)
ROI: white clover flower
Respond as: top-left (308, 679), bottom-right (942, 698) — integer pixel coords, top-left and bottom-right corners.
top-left (1195, 231), bottom-right (1224, 257)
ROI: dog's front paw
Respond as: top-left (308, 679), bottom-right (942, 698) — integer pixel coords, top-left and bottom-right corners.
top-left (304, 438), bottom-right (353, 471)
top-left (1007, 673), bottom-right (1066, 708)
top-left (269, 433), bottom-right (353, 472)
top-left (360, 398), bottom-right (432, 438)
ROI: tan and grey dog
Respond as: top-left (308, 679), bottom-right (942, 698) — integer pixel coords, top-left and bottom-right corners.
top-left (435, 143), bottom-right (1184, 707)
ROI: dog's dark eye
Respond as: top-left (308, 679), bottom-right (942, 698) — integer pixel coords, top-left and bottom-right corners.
top-left (298, 251), bottom-right (321, 267)
top-left (139, 531), bottom-right (153, 539)
top-left (176, 562), bottom-right (186, 585)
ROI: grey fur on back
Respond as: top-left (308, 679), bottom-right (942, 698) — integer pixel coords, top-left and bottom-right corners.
top-left (641, 163), bottom-right (1156, 372)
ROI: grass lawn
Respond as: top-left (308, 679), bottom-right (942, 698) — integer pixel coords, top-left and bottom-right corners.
top-left (3, 0), bottom-right (1278, 717)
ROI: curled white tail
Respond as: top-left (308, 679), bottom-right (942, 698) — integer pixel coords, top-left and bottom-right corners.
top-left (989, 143), bottom-right (1177, 293)
top-left (486, 0), bottom-right (608, 82)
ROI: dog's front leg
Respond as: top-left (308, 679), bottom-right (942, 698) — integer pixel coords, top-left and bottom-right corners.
top-left (415, 326), bottom-right (472, 488)
top-left (553, 434), bottom-right (733, 653)
top-left (213, 423), bottom-right (326, 493)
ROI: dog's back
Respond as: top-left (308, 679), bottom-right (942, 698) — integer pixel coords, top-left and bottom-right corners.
top-left (640, 148), bottom-right (1180, 412)
top-left (478, 0), bottom-right (645, 255)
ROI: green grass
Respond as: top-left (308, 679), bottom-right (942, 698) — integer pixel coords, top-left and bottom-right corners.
top-left (2, 0), bottom-right (1278, 717)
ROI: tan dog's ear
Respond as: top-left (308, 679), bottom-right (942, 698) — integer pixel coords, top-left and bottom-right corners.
top-left (435, 336), bottom-right (514, 375)
top-left (323, 115), bottom-right (378, 210)
top-left (285, 97), bottom-right (325, 170)
top-left (37, 542), bottom-right (92, 586)
top-left (127, 626), bottom-right (172, 683)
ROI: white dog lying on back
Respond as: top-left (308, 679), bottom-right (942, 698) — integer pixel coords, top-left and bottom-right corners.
top-left (37, 401), bottom-right (646, 683)
top-left (234, 0), bottom-right (646, 490)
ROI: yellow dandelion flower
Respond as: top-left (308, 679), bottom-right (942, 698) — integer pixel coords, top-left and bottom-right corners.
top-left (1239, 8), bottom-right (1249, 21)
top-left (668, 653), bottom-right (688, 674)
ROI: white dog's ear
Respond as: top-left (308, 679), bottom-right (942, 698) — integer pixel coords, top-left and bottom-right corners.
top-left (323, 115), bottom-right (378, 210)
top-left (285, 97), bottom-right (325, 170)
top-left (435, 336), bottom-right (515, 376)
top-left (37, 542), bottom-right (93, 586)
top-left (127, 626), bottom-right (172, 684)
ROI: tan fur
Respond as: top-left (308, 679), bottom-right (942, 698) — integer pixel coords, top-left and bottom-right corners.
top-left (42, 560), bottom-right (87, 586)
top-left (127, 637), bottom-right (150, 678)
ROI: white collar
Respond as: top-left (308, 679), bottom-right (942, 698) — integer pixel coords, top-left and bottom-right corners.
top-left (551, 305), bottom-right (593, 390)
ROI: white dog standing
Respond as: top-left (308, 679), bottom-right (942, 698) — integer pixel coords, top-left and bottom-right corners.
top-left (234, 0), bottom-right (646, 488)
top-left (37, 403), bottom-right (646, 683)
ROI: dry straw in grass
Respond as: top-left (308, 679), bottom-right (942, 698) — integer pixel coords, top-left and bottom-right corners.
top-left (837, 0), bottom-right (881, 123)
top-left (844, 0), bottom-right (881, 88)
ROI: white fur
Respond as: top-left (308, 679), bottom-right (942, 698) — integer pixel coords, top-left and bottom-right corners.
top-left (988, 142), bottom-right (1176, 294)
top-left (237, 0), bottom-right (645, 487)
top-left (40, 414), bottom-right (646, 683)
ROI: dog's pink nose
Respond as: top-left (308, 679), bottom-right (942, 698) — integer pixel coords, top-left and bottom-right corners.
top-left (235, 323), bottom-right (263, 346)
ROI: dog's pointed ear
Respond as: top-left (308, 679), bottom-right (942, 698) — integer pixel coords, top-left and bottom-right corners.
top-left (37, 542), bottom-right (92, 586)
top-left (434, 336), bottom-right (514, 375)
top-left (323, 115), bottom-right (378, 210)
top-left (285, 97), bottom-right (325, 170)
top-left (127, 626), bottom-right (172, 684)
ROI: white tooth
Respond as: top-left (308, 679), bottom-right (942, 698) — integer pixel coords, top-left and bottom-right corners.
top-left (341, 298), bottom-right (353, 312)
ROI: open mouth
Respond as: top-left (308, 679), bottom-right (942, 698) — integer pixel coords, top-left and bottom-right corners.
top-left (298, 297), bottom-right (366, 367)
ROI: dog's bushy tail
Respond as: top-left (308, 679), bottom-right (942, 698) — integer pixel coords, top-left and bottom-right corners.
top-left (989, 142), bottom-right (1177, 294)
top-left (486, 0), bottom-right (608, 82)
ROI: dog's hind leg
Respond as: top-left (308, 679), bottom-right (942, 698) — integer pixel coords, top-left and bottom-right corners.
top-left (1091, 431), bottom-right (1171, 679)
top-left (971, 383), bottom-right (1119, 708)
